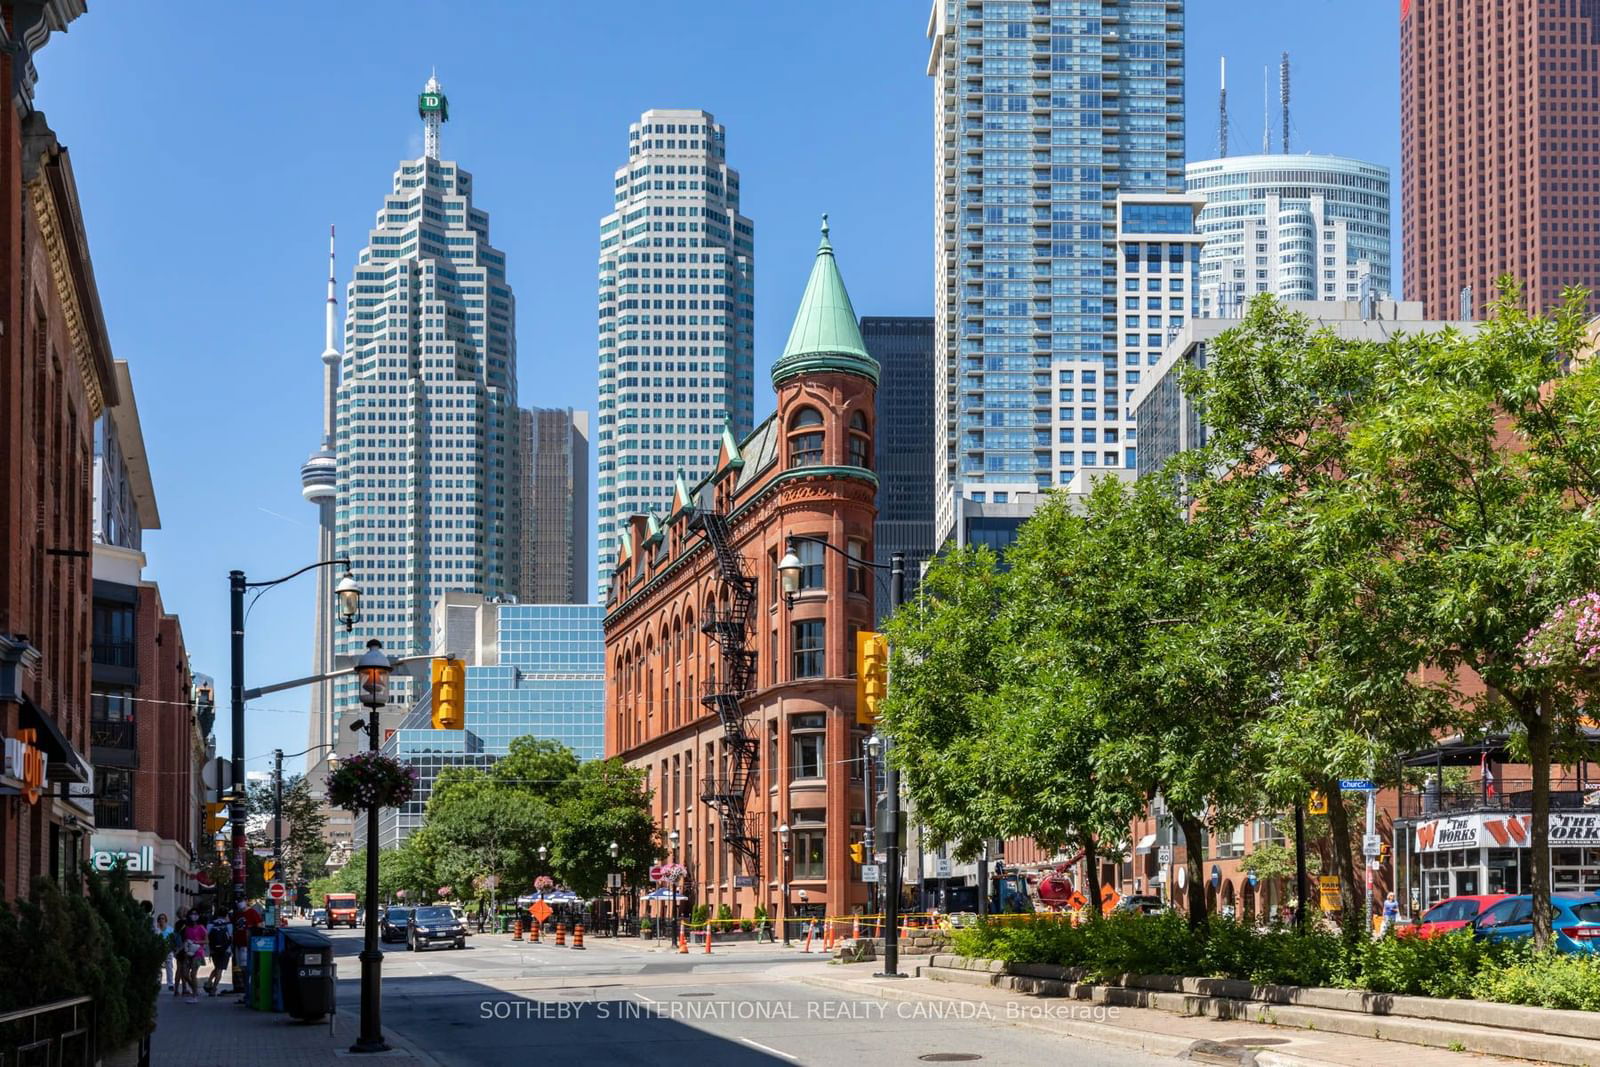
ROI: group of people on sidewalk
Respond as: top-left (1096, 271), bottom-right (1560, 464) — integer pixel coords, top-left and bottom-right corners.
top-left (149, 902), bottom-right (264, 1004)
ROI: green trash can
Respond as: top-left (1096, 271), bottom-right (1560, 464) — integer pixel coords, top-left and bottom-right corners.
top-left (249, 934), bottom-right (276, 1011)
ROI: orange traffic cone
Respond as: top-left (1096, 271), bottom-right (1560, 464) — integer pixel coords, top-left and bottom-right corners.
top-left (555, 922), bottom-right (566, 946)
top-left (704, 927), bottom-right (713, 954)
top-left (531, 920), bottom-right (541, 942)
top-left (802, 925), bottom-right (813, 953)
top-left (678, 928), bottom-right (689, 953)
top-left (513, 919), bottom-right (523, 941)
top-left (572, 923), bottom-right (585, 950)
top-left (852, 917), bottom-right (860, 940)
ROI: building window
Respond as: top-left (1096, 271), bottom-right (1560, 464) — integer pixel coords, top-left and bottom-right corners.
top-left (791, 620), bottom-right (825, 679)
top-left (787, 407), bottom-right (824, 467)
top-left (791, 715), bottom-right (825, 779)
top-left (848, 411), bottom-right (871, 468)
top-left (795, 539), bottom-right (824, 590)
top-left (92, 688), bottom-right (134, 722)
top-left (846, 539), bottom-right (867, 596)
top-left (92, 602), bottom-right (135, 668)
top-left (793, 829), bottom-right (826, 879)
top-left (95, 767), bottom-right (133, 829)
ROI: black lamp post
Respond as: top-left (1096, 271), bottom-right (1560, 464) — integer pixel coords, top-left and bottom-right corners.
top-left (777, 823), bottom-right (791, 946)
top-left (608, 840), bottom-right (620, 936)
top-left (228, 562), bottom-right (359, 916)
top-left (351, 639), bottom-right (393, 1055)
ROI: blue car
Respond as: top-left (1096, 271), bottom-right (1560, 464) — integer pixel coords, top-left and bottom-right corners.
top-left (1472, 893), bottom-right (1600, 952)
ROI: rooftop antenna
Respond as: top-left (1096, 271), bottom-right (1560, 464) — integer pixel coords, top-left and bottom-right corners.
top-left (1218, 56), bottom-right (1228, 158)
top-left (1262, 65), bottom-right (1271, 154)
top-left (1280, 52), bottom-right (1290, 154)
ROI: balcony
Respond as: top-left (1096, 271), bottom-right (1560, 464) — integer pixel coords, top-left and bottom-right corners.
top-left (1398, 779), bottom-right (1593, 820)
top-left (90, 718), bottom-right (137, 767)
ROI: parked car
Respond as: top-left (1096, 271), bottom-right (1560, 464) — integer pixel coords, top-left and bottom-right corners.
top-left (408, 905), bottom-right (468, 951)
top-left (1113, 894), bottom-right (1167, 916)
top-left (379, 907), bottom-right (414, 944)
top-left (1472, 894), bottom-right (1600, 953)
top-left (310, 908), bottom-right (328, 928)
top-left (1402, 894), bottom-right (1508, 939)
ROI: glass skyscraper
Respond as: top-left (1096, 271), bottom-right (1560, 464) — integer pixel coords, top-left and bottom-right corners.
top-left (864, 316), bottom-right (936, 624)
top-left (369, 601), bottom-right (605, 849)
top-left (595, 108), bottom-right (755, 600)
top-left (331, 76), bottom-right (518, 737)
top-left (928, 0), bottom-right (1186, 543)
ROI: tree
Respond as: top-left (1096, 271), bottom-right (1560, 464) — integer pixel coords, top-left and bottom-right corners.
top-left (247, 773), bottom-right (328, 886)
top-left (491, 736), bottom-right (581, 799)
top-left (546, 759), bottom-right (658, 899)
top-left (424, 767), bottom-right (549, 901)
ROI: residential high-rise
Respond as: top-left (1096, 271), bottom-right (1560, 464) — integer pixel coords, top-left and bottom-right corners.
top-left (863, 316), bottom-right (935, 623)
top-left (515, 407), bottom-right (589, 605)
top-left (1401, 0), bottom-right (1600, 319)
top-left (596, 108), bottom-right (755, 599)
top-left (331, 75), bottom-right (518, 749)
top-left (928, 0), bottom-right (1187, 545)
top-left (1185, 154), bottom-right (1392, 318)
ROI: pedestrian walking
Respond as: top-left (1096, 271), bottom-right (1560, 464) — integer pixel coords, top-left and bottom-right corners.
top-left (178, 911), bottom-right (208, 1003)
top-left (155, 913), bottom-right (176, 993)
top-left (1381, 891), bottom-right (1399, 936)
top-left (204, 913), bottom-right (233, 996)
top-left (476, 903), bottom-right (486, 934)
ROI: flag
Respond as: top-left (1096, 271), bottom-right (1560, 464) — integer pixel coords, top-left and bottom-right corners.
top-left (1482, 749), bottom-right (1497, 798)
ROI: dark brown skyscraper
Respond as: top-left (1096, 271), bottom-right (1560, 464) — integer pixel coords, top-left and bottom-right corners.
top-left (1402, 0), bottom-right (1600, 318)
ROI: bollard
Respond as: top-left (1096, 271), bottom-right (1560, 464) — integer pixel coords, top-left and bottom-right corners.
top-left (572, 923), bottom-right (585, 950)
top-left (555, 922), bottom-right (566, 946)
top-left (678, 928), bottom-right (689, 953)
top-left (802, 925), bottom-right (813, 953)
top-left (513, 919), bottom-right (524, 941)
top-left (852, 917), bottom-right (860, 940)
top-left (704, 927), bottom-right (713, 954)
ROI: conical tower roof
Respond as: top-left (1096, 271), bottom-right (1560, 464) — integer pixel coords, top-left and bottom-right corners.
top-left (771, 215), bottom-right (878, 388)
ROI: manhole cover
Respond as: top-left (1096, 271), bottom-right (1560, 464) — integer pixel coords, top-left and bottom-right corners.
top-left (1218, 1037), bottom-right (1291, 1047)
top-left (918, 1056), bottom-right (982, 1063)
top-left (678, 992), bottom-right (716, 997)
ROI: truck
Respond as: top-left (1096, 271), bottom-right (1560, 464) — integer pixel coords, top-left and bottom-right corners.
top-left (325, 892), bottom-right (358, 928)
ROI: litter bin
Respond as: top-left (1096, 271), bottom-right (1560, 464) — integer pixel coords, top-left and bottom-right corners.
top-left (277, 926), bottom-right (336, 1022)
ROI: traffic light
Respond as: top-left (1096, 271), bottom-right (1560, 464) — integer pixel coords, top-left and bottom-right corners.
top-left (205, 802), bottom-right (227, 835)
top-left (263, 859), bottom-right (276, 883)
top-left (1378, 840), bottom-right (1391, 865)
top-left (431, 657), bottom-right (467, 730)
top-left (856, 631), bottom-right (888, 726)
top-left (849, 842), bottom-right (865, 865)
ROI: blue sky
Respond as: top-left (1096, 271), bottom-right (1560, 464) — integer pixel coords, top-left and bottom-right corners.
top-left (37, 0), bottom-right (1397, 778)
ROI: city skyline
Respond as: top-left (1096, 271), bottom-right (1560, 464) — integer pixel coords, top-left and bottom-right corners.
top-left (33, 2), bottom-right (1403, 776)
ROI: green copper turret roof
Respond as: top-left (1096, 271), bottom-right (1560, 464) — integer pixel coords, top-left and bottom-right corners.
top-left (771, 215), bottom-right (879, 388)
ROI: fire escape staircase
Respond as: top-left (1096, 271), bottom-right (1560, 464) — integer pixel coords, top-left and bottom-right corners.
top-left (692, 510), bottom-right (762, 871)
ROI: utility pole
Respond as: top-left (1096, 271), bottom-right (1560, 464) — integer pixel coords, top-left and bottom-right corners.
top-left (229, 571), bottom-right (247, 914)
top-left (877, 553), bottom-right (907, 979)
top-left (1294, 800), bottom-right (1308, 935)
top-left (273, 748), bottom-right (284, 905)
top-left (1364, 766), bottom-right (1378, 931)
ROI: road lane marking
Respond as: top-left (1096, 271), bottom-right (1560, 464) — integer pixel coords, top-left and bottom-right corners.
top-left (739, 1037), bottom-right (797, 1061)
top-left (632, 992), bottom-right (658, 1007)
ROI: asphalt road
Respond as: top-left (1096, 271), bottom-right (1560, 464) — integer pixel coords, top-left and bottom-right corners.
top-left (319, 927), bottom-right (1177, 1067)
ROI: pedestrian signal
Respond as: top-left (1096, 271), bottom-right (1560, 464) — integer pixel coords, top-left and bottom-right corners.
top-left (856, 632), bottom-right (888, 726)
top-left (431, 657), bottom-right (467, 730)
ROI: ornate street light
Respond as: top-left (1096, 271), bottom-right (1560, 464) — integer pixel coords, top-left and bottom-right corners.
top-left (335, 574), bottom-right (363, 630)
top-left (778, 822), bottom-right (791, 947)
top-left (352, 639), bottom-right (392, 1054)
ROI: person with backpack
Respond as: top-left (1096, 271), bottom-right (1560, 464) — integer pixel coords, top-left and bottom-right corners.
top-left (204, 913), bottom-right (233, 996)
top-left (177, 910), bottom-right (208, 1003)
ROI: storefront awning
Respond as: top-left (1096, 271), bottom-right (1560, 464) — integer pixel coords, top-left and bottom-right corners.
top-left (1135, 833), bottom-right (1157, 854)
top-left (20, 696), bottom-right (89, 783)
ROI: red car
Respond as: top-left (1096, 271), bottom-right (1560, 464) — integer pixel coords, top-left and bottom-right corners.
top-left (1403, 894), bottom-right (1509, 938)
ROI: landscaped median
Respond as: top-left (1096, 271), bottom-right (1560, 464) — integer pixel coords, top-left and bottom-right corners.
top-left (913, 913), bottom-right (1600, 1065)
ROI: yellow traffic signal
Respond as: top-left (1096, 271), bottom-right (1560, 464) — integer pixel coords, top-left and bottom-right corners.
top-left (1308, 791), bottom-right (1328, 816)
top-left (263, 859), bottom-right (277, 883)
top-left (205, 802), bottom-right (228, 835)
top-left (431, 657), bottom-right (467, 730)
top-left (849, 842), bottom-right (865, 865)
top-left (856, 631), bottom-right (888, 726)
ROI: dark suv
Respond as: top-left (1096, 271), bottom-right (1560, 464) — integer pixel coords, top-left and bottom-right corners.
top-left (379, 907), bottom-right (413, 943)
top-left (407, 905), bottom-right (467, 951)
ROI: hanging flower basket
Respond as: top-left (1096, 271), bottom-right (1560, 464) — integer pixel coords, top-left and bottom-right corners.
top-left (325, 751), bottom-right (417, 811)
top-left (657, 863), bottom-right (687, 886)
top-left (534, 875), bottom-right (554, 891)
top-left (1522, 592), bottom-right (1600, 690)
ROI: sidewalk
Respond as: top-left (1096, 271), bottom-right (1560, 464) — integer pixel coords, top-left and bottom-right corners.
top-left (802, 965), bottom-right (1547, 1067)
top-left (108, 984), bottom-right (440, 1067)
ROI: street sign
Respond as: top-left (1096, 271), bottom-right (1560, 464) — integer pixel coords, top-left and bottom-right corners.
top-left (1157, 846), bottom-right (1172, 866)
top-left (861, 864), bottom-right (881, 883)
top-left (529, 900), bottom-right (552, 923)
top-left (734, 875), bottom-right (756, 888)
top-left (1318, 875), bottom-right (1341, 911)
top-left (253, 849), bottom-right (275, 858)
top-left (607, 872), bottom-right (622, 890)
top-left (1363, 833), bottom-right (1383, 858)
top-left (649, 864), bottom-right (665, 882)
top-left (268, 882), bottom-right (286, 901)
top-left (1364, 868), bottom-right (1375, 890)
top-left (1340, 779), bottom-right (1378, 791)
top-left (934, 857), bottom-right (953, 878)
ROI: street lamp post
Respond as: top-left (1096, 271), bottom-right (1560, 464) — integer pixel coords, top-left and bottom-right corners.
top-left (608, 840), bottom-right (620, 936)
top-left (228, 562), bottom-right (359, 916)
top-left (777, 540), bottom-right (907, 975)
top-left (351, 639), bottom-right (393, 1055)
top-left (777, 823), bottom-right (791, 946)
top-left (668, 829), bottom-right (681, 936)
top-left (272, 742), bottom-right (339, 919)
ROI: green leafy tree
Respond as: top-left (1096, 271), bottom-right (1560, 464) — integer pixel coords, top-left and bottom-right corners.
top-left (247, 772), bottom-right (328, 886)
top-left (425, 767), bottom-right (550, 900)
top-left (547, 758), bottom-right (658, 899)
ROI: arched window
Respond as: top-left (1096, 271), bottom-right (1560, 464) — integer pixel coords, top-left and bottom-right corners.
top-left (848, 410), bottom-right (871, 469)
top-left (788, 406), bottom-right (824, 468)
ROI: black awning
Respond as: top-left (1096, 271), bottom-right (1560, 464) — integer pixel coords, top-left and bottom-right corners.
top-left (19, 697), bottom-right (90, 783)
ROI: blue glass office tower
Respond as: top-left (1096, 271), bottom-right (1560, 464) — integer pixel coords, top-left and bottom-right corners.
top-left (369, 601), bottom-right (604, 849)
top-left (927, 0), bottom-right (1186, 544)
